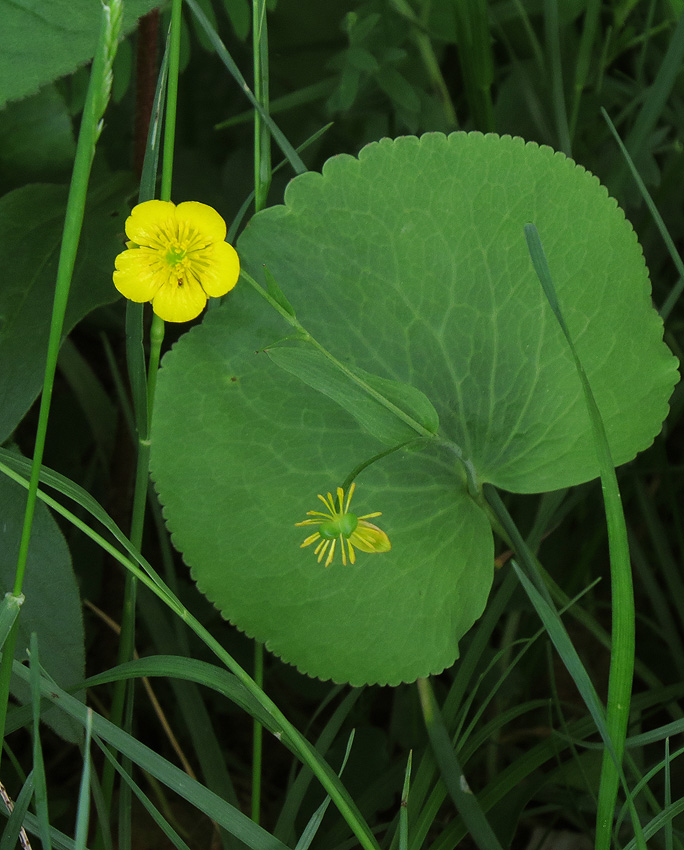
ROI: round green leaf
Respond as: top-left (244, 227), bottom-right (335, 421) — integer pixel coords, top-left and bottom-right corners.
top-left (152, 304), bottom-right (493, 686)
top-left (151, 132), bottom-right (677, 685)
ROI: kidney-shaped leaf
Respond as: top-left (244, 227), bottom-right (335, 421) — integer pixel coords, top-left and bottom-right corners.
top-left (150, 132), bottom-right (677, 685)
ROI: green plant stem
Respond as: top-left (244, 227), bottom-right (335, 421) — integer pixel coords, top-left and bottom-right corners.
top-left (251, 0), bottom-right (271, 822)
top-left (103, 0), bottom-right (178, 824)
top-left (253, 0), bottom-right (271, 211)
top-left (417, 678), bottom-right (503, 850)
top-left (0, 0), bottom-right (121, 773)
top-left (161, 0), bottom-right (183, 203)
top-left (251, 641), bottom-right (263, 825)
top-left (389, 0), bottom-right (458, 128)
top-left (524, 224), bottom-right (638, 850)
top-left (240, 267), bottom-right (481, 495)
top-left (240, 270), bottom-right (431, 440)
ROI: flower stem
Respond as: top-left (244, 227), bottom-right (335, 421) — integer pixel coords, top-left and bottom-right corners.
top-left (0, 0), bottom-right (121, 772)
top-left (102, 0), bottom-right (178, 825)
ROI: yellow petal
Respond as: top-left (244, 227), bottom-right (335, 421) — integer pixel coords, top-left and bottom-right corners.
top-left (351, 521), bottom-right (391, 554)
top-left (300, 532), bottom-right (321, 548)
top-left (125, 200), bottom-right (177, 248)
top-left (195, 241), bottom-right (240, 297)
top-left (176, 201), bottom-right (227, 244)
top-left (151, 275), bottom-right (208, 322)
top-left (324, 538), bottom-right (336, 567)
top-left (113, 248), bottom-right (165, 302)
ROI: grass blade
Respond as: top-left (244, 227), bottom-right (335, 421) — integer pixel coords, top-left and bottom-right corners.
top-left (523, 223), bottom-right (642, 850)
top-left (0, 771), bottom-right (34, 850)
top-left (74, 710), bottom-right (93, 850)
top-left (29, 635), bottom-right (52, 850)
top-left (417, 678), bottom-right (503, 850)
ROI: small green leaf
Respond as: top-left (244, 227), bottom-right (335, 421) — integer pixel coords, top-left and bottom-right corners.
top-left (266, 344), bottom-right (439, 444)
top-left (263, 266), bottom-right (296, 317)
top-left (375, 67), bottom-right (421, 112)
top-left (221, 0), bottom-right (250, 40)
top-left (345, 46), bottom-right (380, 72)
top-left (0, 176), bottom-right (134, 443)
top-left (0, 85), bottom-right (75, 187)
top-left (0, 592), bottom-right (23, 651)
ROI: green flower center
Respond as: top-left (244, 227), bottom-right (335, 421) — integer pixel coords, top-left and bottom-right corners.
top-left (165, 243), bottom-right (188, 266)
top-left (319, 513), bottom-right (358, 540)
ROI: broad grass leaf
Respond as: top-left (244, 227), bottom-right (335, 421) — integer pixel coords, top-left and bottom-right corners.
top-left (0, 0), bottom-right (162, 107)
top-left (151, 132), bottom-right (677, 685)
top-left (0, 177), bottom-right (133, 443)
top-left (0, 85), bottom-right (75, 189)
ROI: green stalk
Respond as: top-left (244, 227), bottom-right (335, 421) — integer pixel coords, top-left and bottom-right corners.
top-left (251, 0), bottom-right (271, 823)
top-left (102, 0), bottom-right (178, 827)
top-left (389, 0), bottom-right (458, 128)
top-left (0, 0), bottom-right (122, 771)
top-left (417, 678), bottom-right (503, 850)
top-left (251, 641), bottom-right (263, 825)
top-left (524, 224), bottom-right (638, 849)
top-left (253, 0), bottom-right (271, 212)
top-left (161, 0), bottom-right (183, 204)
top-left (239, 269), bottom-right (434, 440)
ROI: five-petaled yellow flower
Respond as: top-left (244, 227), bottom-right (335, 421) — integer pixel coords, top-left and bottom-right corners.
top-left (296, 483), bottom-right (391, 568)
top-left (113, 200), bottom-right (240, 322)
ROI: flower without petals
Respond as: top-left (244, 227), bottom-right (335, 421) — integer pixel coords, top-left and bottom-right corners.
top-left (113, 199), bottom-right (240, 322)
top-left (296, 483), bottom-right (391, 568)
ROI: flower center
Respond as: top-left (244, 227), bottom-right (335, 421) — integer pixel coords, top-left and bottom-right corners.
top-left (165, 242), bottom-right (188, 266)
top-left (319, 513), bottom-right (358, 540)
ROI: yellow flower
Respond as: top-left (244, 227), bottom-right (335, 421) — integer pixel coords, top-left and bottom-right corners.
top-left (113, 200), bottom-right (240, 322)
top-left (296, 482), bottom-right (391, 568)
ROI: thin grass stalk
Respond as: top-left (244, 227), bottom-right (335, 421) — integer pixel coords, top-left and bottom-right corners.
top-left (601, 107), bottom-right (684, 322)
top-left (251, 640), bottom-right (263, 825)
top-left (0, 772), bottom-right (34, 850)
top-left (97, 735), bottom-right (193, 850)
top-left (452, 0), bottom-right (494, 131)
top-left (389, 0), bottom-right (458, 128)
top-left (29, 636), bottom-right (51, 850)
top-left (74, 711), bottom-right (93, 850)
top-left (0, 0), bottom-right (122, 775)
top-left (544, 0), bottom-right (571, 156)
top-left (612, 11), bottom-right (684, 194)
top-left (185, 0), bottom-right (306, 175)
top-left (523, 224), bottom-right (641, 849)
top-left (569, 0), bottom-right (601, 139)
top-left (664, 738), bottom-right (673, 850)
top-left (104, 4), bottom-right (175, 834)
top-left (417, 678), bottom-right (503, 850)
top-left (99, 41), bottom-right (169, 828)
top-left (399, 751), bottom-right (411, 850)
top-left (251, 0), bottom-right (271, 824)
